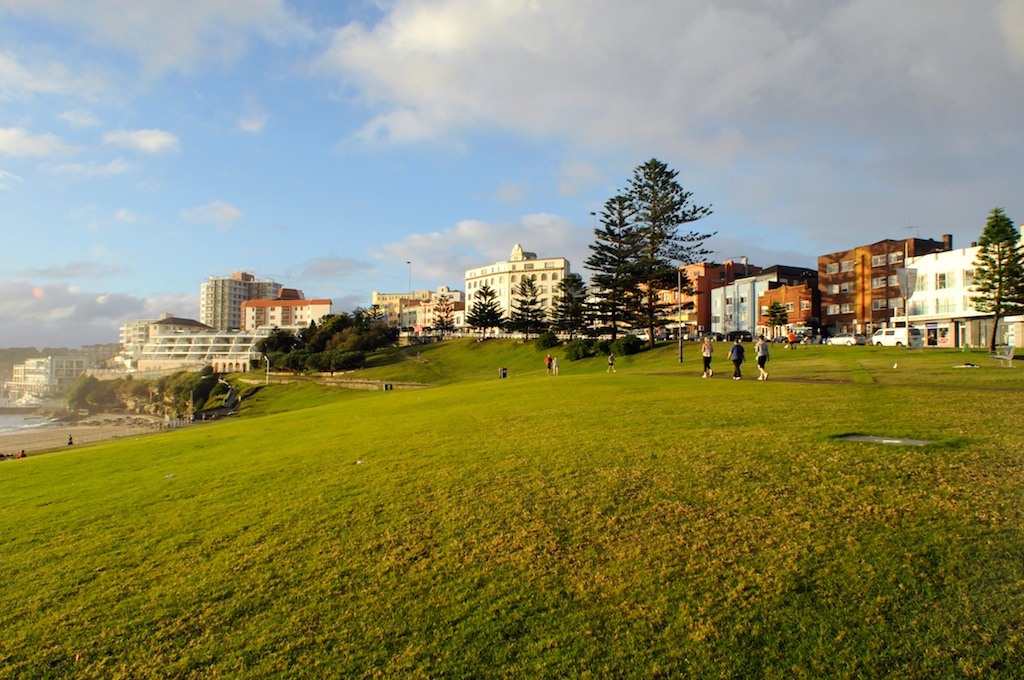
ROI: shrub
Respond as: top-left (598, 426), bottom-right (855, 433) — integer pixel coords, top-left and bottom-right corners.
top-left (564, 338), bottom-right (593, 361)
top-left (534, 332), bottom-right (560, 350)
top-left (595, 339), bottom-right (612, 355)
top-left (611, 335), bottom-right (644, 356)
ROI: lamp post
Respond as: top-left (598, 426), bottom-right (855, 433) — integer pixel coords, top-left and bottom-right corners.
top-left (678, 267), bottom-right (684, 363)
top-left (264, 355), bottom-right (270, 386)
top-left (406, 261), bottom-right (412, 295)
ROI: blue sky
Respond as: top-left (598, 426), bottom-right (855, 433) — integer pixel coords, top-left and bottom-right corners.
top-left (1, 0), bottom-right (1022, 347)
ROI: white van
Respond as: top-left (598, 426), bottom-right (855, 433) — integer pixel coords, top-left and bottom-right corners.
top-left (871, 327), bottom-right (923, 347)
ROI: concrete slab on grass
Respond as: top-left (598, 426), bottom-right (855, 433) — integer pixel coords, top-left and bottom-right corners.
top-left (840, 434), bottom-right (931, 446)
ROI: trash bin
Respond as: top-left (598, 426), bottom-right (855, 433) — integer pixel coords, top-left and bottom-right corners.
top-left (498, 367), bottom-right (507, 379)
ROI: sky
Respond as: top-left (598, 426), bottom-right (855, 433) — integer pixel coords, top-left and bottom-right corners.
top-left (1, 0), bottom-right (1022, 348)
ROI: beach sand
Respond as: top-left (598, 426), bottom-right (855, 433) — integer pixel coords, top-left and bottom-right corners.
top-left (0, 414), bottom-right (167, 457)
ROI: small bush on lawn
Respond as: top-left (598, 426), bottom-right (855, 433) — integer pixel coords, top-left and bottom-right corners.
top-left (534, 332), bottom-right (560, 350)
top-left (611, 334), bottom-right (644, 356)
top-left (564, 338), bottom-right (593, 361)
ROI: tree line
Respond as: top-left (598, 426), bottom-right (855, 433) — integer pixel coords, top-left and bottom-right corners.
top-left (465, 158), bottom-right (714, 347)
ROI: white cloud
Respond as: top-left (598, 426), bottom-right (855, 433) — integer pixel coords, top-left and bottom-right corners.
top-left (46, 157), bottom-right (138, 178)
top-left (0, 279), bottom-right (198, 346)
top-left (0, 168), bottom-right (22, 190)
top-left (372, 213), bottom-right (591, 288)
top-left (0, 49), bottom-right (96, 98)
top-left (180, 201), bottom-right (244, 229)
top-left (238, 114), bottom-right (267, 133)
top-left (103, 129), bottom-right (180, 154)
top-left (0, 0), bottom-right (313, 75)
top-left (58, 109), bottom-right (100, 128)
top-left (0, 127), bottom-right (73, 157)
top-left (316, 0), bottom-right (1024, 157)
top-left (113, 208), bottom-right (142, 223)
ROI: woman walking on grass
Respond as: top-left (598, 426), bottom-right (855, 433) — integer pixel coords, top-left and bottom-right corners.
top-left (701, 337), bottom-right (714, 378)
top-left (728, 338), bottom-right (745, 380)
top-left (755, 335), bottom-right (770, 381)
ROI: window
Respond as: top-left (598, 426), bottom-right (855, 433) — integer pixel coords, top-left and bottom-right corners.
top-left (963, 269), bottom-right (974, 286)
top-left (541, 273), bottom-right (548, 281)
top-left (887, 275), bottom-right (898, 286)
top-left (871, 254), bottom-right (886, 267)
top-left (840, 260), bottom-right (855, 272)
top-left (872, 277), bottom-right (886, 289)
top-left (872, 299), bottom-right (886, 310)
top-left (936, 299), bottom-right (954, 314)
top-left (785, 302), bottom-right (795, 312)
top-left (826, 263), bottom-right (839, 274)
top-left (889, 297), bottom-right (903, 310)
top-left (889, 251), bottom-right (903, 264)
top-left (551, 273), bottom-right (559, 281)
top-left (840, 303), bottom-right (854, 313)
top-left (935, 272), bottom-right (950, 290)
top-left (828, 284), bottom-right (839, 294)
top-left (800, 300), bottom-right (810, 311)
top-left (840, 282), bottom-right (852, 293)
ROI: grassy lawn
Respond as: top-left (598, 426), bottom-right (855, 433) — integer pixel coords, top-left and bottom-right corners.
top-left (1, 340), bottom-right (1022, 678)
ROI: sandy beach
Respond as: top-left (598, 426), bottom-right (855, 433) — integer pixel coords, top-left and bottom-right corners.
top-left (0, 414), bottom-right (168, 457)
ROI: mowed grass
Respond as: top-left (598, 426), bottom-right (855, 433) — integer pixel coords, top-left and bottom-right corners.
top-left (1, 341), bottom-right (1023, 678)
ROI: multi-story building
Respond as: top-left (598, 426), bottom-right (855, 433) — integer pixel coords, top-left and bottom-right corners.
top-left (135, 328), bottom-right (273, 374)
top-left (372, 289), bottom-right (434, 327)
top-left (464, 244), bottom-right (570, 321)
top-left (711, 265), bottom-right (818, 337)
top-left (905, 242), bottom-right (1024, 348)
top-left (756, 278), bottom-right (820, 336)
top-left (374, 286), bottom-right (464, 329)
top-left (200, 271), bottom-right (283, 331)
top-left (658, 259), bottom-right (762, 336)
top-left (4, 356), bottom-right (88, 397)
top-left (819, 236), bottom-right (952, 335)
top-left (240, 291), bottom-right (332, 331)
top-left (399, 297), bottom-right (467, 331)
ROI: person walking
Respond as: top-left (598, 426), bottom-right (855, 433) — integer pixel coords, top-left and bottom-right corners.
top-left (701, 337), bottom-right (714, 378)
top-left (552, 356), bottom-right (559, 376)
top-left (728, 338), bottom-right (745, 380)
top-left (545, 354), bottom-right (552, 375)
top-left (755, 335), bottom-right (770, 380)
top-left (607, 352), bottom-right (616, 373)
top-left (787, 330), bottom-right (796, 349)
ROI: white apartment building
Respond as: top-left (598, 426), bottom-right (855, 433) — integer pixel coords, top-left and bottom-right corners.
top-left (200, 271), bottom-right (283, 330)
top-left (372, 286), bottom-right (463, 328)
top-left (240, 297), bottom-right (332, 330)
top-left (464, 244), bottom-right (570, 320)
top-left (4, 356), bottom-right (88, 397)
top-left (711, 266), bottom-right (817, 337)
top-left (906, 244), bottom-right (1023, 348)
top-left (135, 328), bottom-right (273, 374)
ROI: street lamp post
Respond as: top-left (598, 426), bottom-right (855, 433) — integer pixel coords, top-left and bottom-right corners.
top-left (678, 267), bottom-right (684, 363)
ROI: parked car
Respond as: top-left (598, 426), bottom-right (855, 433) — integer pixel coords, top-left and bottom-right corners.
top-left (726, 331), bottom-right (753, 342)
top-left (700, 332), bottom-right (725, 341)
top-left (872, 327), bottom-right (924, 347)
top-left (826, 333), bottom-right (867, 346)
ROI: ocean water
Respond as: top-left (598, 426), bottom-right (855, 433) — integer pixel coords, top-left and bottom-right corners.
top-left (0, 413), bottom-right (59, 436)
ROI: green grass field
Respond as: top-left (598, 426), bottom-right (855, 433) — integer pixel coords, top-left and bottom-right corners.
top-left (1, 340), bottom-right (1023, 678)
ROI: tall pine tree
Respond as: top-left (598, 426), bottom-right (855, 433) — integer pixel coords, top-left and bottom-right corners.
top-left (970, 207), bottom-right (1024, 351)
top-left (507, 276), bottom-right (547, 339)
top-left (627, 158), bottom-right (713, 347)
top-left (466, 284), bottom-right (503, 337)
top-left (585, 195), bottom-right (641, 339)
top-left (550, 273), bottom-right (589, 339)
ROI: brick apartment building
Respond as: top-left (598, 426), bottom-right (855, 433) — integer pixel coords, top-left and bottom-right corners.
top-left (819, 235), bottom-right (952, 334)
top-left (757, 278), bottom-right (820, 334)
